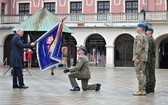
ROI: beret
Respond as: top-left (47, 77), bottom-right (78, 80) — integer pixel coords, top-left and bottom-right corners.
top-left (137, 23), bottom-right (148, 30)
top-left (147, 27), bottom-right (154, 32)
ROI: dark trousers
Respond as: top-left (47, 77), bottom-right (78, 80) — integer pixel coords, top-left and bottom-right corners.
top-left (13, 67), bottom-right (24, 87)
top-left (146, 61), bottom-right (156, 91)
top-left (81, 79), bottom-right (97, 90)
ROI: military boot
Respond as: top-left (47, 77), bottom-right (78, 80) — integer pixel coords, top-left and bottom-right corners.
top-left (146, 88), bottom-right (155, 93)
top-left (70, 87), bottom-right (80, 91)
top-left (132, 90), bottom-right (146, 96)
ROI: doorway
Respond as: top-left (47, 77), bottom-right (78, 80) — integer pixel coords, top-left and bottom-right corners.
top-left (115, 34), bottom-right (134, 67)
top-left (86, 34), bottom-right (106, 67)
top-left (159, 39), bottom-right (168, 68)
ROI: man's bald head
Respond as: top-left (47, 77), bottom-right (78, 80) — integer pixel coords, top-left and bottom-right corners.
top-left (16, 28), bottom-right (24, 36)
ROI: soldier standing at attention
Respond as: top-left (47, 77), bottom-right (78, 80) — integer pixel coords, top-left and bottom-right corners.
top-left (132, 23), bottom-right (149, 96)
top-left (63, 45), bottom-right (101, 91)
top-left (145, 27), bottom-right (156, 93)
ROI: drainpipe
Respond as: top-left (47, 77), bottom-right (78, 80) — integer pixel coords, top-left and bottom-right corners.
top-left (146, 0), bottom-right (148, 11)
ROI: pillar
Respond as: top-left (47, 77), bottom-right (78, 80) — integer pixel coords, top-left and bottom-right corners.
top-left (105, 45), bottom-right (114, 67)
top-left (0, 45), bottom-right (4, 63)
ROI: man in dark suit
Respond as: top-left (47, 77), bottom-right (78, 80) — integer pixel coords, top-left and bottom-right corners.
top-left (64, 45), bottom-right (101, 91)
top-left (10, 28), bottom-right (35, 89)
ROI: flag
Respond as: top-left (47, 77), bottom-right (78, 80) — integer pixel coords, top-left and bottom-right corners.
top-left (36, 20), bottom-right (64, 71)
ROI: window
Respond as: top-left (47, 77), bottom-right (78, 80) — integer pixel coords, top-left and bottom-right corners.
top-left (1, 3), bottom-right (5, 15)
top-left (125, 1), bottom-right (138, 13)
top-left (70, 2), bottom-right (82, 21)
top-left (167, 0), bottom-right (168, 18)
top-left (97, 1), bottom-right (110, 21)
top-left (19, 3), bottom-right (30, 14)
top-left (167, 0), bottom-right (168, 10)
top-left (70, 2), bottom-right (82, 13)
top-left (44, 2), bottom-right (55, 14)
top-left (125, 1), bottom-right (138, 21)
top-left (97, 1), bottom-right (110, 13)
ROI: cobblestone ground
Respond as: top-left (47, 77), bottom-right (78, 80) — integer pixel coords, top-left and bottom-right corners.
top-left (0, 67), bottom-right (168, 105)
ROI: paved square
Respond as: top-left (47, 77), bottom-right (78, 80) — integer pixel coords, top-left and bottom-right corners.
top-left (0, 67), bottom-right (168, 105)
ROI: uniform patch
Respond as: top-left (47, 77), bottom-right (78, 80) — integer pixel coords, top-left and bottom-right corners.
top-left (78, 59), bottom-right (81, 62)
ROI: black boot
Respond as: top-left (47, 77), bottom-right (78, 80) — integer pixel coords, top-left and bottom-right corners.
top-left (146, 88), bottom-right (155, 93)
top-left (95, 83), bottom-right (101, 91)
top-left (70, 87), bottom-right (80, 91)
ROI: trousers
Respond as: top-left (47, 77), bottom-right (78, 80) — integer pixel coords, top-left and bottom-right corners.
top-left (68, 72), bottom-right (97, 90)
top-left (134, 61), bottom-right (147, 91)
top-left (13, 67), bottom-right (25, 87)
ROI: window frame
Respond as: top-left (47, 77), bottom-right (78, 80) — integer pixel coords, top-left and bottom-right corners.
top-left (44, 2), bottom-right (55, 14)
top-left (125, 1), bottom-right (138, 13)
top-left (1, 3), bottom-right (5, 15)
top-left (70, 1), bottom-right (82, 14)
top-left (97, 1), bottom-right (110, 14)
top-left (19, 3), bottom-right (30, 14)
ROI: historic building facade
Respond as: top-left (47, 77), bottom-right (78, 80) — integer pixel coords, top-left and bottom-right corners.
top-left (0, 0), bottom-right (168, 68)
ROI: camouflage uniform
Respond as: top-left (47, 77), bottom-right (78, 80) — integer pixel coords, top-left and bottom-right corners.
top-left (132, 33), bottom-right (149, 93)
top-left (146, 36), bottom-right (156, 93)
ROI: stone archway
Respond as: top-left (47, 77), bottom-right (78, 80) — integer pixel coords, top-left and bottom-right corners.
top-left (3, 32), bottom-right (74, 67)
top-left (159, 38), bottom-right (168, 68)
top-left (62, 34), bottom-right (77, 67)
top-left (86, 34), bottom-right (106, 67)
top-left (4, 34), bottom-right (13, 65)
top-left (114, 34), bottom-right (134, 67)
top-left (155, 34), bottom-right (168, 69)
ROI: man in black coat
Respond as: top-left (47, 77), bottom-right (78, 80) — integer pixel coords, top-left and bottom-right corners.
top-left (10, 28), bottom-right (35, 89)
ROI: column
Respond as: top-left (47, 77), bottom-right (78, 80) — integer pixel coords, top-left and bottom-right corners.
top-left (105, 45), bottom-right (114, 67)
top-left (0, 45), bottom-right (4, 64)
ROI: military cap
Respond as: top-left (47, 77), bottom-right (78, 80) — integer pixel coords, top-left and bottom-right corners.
top-left (147, 27), bottom-right (154, 32)
top-left (77, 45), bottom-right (86, 51)
top-left (137, 23), bottom-right (148, 30)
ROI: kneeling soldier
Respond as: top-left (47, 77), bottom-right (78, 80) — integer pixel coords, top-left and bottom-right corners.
top-left (64, 45), bottom-right (101, 91)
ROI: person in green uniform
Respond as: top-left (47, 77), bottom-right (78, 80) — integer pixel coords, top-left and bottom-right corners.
top-left (132, 23), bottom-right (149, 96)
top-left (145, 27), bottom-right (156, 93)
top-left (63, 45), bottom-right (101, 91)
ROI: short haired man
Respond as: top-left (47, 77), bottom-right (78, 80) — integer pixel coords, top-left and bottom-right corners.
top-left (132, 23), bottom-right (149, 96)
top-left (145, 27), bottom-right (156, 93)
top-left (64, 45), bottom-right (101, 91)
top-left (10, 28), bottom-right (35, 89)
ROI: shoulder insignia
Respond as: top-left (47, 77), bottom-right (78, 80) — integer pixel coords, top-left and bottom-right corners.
top-left (78, 59), bottom-right (81, 62)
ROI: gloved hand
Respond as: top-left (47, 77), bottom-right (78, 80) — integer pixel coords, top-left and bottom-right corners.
top-left (63, 69), bottom-right (70, 73)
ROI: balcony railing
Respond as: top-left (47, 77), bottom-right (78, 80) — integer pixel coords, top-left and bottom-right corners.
top-left (0, 11), bottom-right (168, 25)
top-left (0, 14), bottom-right (30, 23)
top-left (57, 13), bottom-right (144, 23)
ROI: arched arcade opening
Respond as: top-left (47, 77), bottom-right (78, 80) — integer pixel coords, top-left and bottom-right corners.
top-left (159, 38), bottom-right (168, 68)
top-left (114, 34), bottom-right (134, 67)
top-left (86, 34), bottom-right (106, 67)
top-left (4, 34), bottom-right (13, 65)
top-left (3, 32), bottom-right (76, 67)
top-left (155, 34), bottom-right (168, 69)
